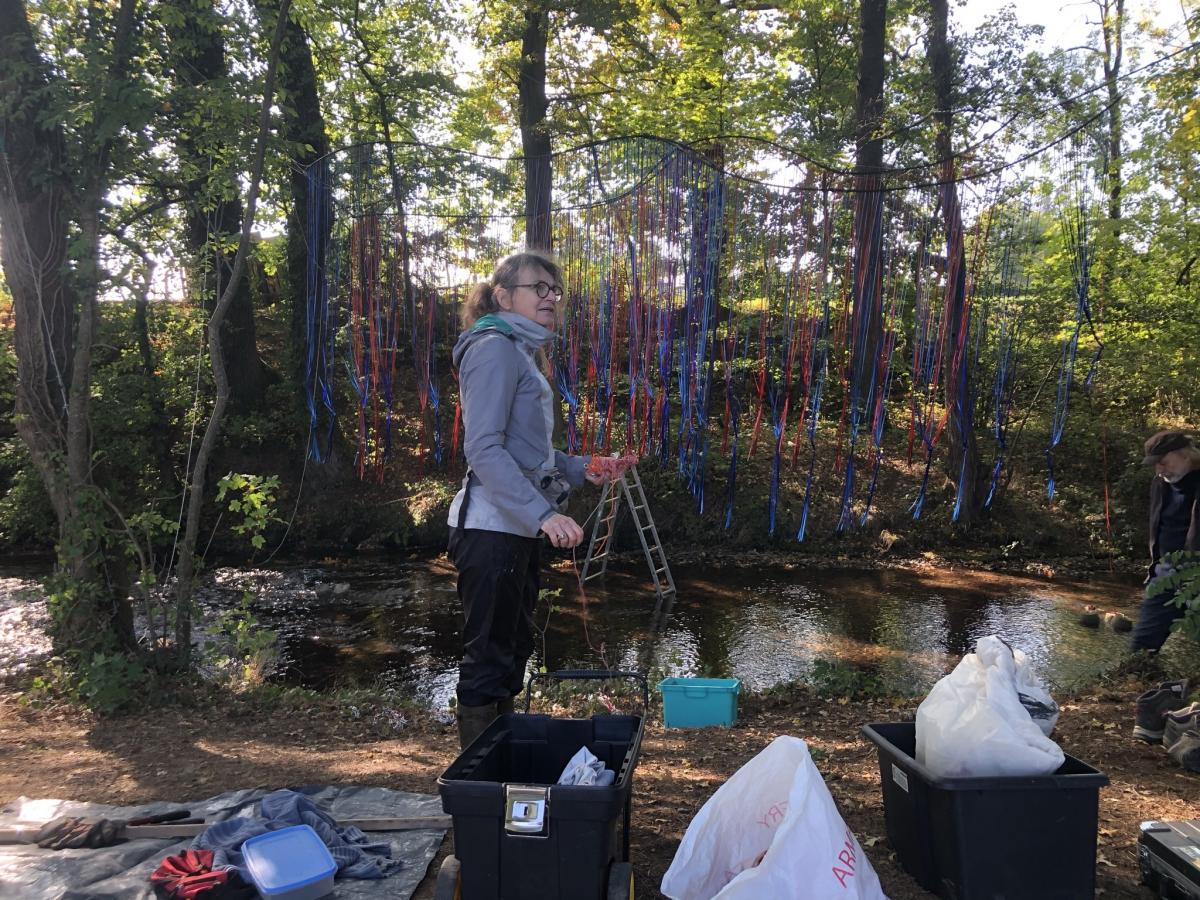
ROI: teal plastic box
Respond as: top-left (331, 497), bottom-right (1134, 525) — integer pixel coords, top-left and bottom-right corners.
top-left (657, 677), bottom-right (741, 728)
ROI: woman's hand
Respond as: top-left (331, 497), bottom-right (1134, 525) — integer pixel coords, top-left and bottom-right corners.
top-left (541, 513), bottom-right (584, 549)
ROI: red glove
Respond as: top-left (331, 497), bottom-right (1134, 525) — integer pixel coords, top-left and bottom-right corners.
top-left (151, 849), bottom-right (252, 899)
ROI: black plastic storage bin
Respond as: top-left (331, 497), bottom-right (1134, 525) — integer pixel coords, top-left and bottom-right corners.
top-left (438, 712), bottom-right (644, 900)
top-left (862, 721), bottom-right (1109, 900)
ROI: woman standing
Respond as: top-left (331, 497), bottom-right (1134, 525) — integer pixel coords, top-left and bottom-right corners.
top-left (447, 251), bottom-right (597, 748)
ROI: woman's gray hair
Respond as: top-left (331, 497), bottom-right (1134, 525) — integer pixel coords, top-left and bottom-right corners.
top-left (460, 250), bottom-right (563, 330)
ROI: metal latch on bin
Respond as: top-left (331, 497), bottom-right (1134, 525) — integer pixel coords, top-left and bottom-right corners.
top-left (504, 785), bottom-right (548, 836)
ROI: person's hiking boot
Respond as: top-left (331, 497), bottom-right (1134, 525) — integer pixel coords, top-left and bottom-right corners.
top-left (456, 701), bottom-right (498, 750)
top-left (1133, 679), bottom-right (1190, 743)
top-left (1163, 703), bottom-right (1200, 773)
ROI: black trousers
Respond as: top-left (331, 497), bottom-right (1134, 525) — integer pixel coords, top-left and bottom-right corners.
top-left (449, 528), bottom-right (541, 707)
top-left (1131, 584), bottom-right (1186, 652)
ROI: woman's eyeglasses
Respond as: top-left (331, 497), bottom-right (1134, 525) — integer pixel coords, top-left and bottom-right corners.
top-left (508, 281), bottom-right (564, 301)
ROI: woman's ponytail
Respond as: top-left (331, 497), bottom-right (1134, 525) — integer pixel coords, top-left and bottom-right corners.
top-left (460, 281), bottom-right (499, 330)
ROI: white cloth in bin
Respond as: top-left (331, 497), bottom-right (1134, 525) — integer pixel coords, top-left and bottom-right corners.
top-left (557, 746), bottom-right (615, 786)
top-left (916, 635), bottom-right (1065, 778)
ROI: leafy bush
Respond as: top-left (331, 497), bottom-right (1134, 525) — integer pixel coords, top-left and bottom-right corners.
top-left (206, 592), bottom-right (279, 687)
top-left (1147, 549), bottom-right (1200, 643)
top-left (807, 658), bottom-right (890, 699)
top-left (0, 437), bottom-right (56, 549)
top-left (216, 472), bottom-right (282, 551)
top-left (27, 649), bottom-right (149, 715)
top-left (77, 651), bottom-right (149, 714)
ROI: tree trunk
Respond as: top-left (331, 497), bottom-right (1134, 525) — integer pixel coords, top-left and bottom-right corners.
top-left (1100, 0), bottom-right (1123, 228)
top-left (517, 1), bottom-right (564, 438)
top-left (1097, 0), bottom-right (1124, 312)
top-left (253, 0), bottom-right (330, 404)
top-left (520, 2), bottom-right (552, 250)
top-left (928, 0), bottom-right (980, 524)
top-left (1, 0), bottom-right (139, 649)
top-left (842, 0), bottom-right (887, 530)
top-left (855, 0), bottom-right (887, 177)
top-left (164, 0), bottom-right (265, 411)
top-left (173, 0), bottom-right (291, 666)
top-left (0, 0), bottom-right (76, 527)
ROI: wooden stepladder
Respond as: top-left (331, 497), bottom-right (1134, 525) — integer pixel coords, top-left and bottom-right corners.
top-left (580, 465), bottom-right (676, 599)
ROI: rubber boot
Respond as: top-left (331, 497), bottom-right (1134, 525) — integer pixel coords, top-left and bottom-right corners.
top-left (457, 702), bottom-right (498, 750)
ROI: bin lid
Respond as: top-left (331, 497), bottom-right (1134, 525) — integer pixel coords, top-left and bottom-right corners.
top-left (243, 824), bottom-right (337, 894)
top-left (657, 677), bottom-right (741, 692)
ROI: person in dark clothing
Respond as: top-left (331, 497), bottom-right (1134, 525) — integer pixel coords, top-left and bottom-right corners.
top-left (445, 251), bottom-right (615, 749)
top-left (1131, 429), bottom-right (1200, 653)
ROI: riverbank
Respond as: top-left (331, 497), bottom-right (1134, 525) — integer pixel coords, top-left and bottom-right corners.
top-left (1, 674), bottom-right (1193, 899)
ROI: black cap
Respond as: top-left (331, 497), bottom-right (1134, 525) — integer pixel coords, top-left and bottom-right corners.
top-left (1143, 430), bottom-right (1194, 465)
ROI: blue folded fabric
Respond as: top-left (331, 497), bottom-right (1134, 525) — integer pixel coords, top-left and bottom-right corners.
top-left (192, 789), bottom-right (402, 880)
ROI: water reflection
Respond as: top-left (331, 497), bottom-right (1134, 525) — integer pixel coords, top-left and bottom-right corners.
top-left (196, 558), bottom-right (1197, 710)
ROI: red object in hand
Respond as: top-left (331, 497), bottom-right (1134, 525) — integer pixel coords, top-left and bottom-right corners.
top-left (586, 454), bottom-right (638, 479)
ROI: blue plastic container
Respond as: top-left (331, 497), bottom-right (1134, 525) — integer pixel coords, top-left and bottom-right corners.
top-left (242, 824), bottom-right (337, 900)
top-left (657, 677), bottom-right (741, 728)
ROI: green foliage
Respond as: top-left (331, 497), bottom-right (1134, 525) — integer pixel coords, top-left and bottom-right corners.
top-left (0, 317), bottom-right (56, 548)
top-left (207, 591), bottom-right (279, 687)
top-left (216, 472), bottom-right (281, 551)
top-left (27, 649), bottom-right (149, 715)
top-left (807, 658), bottom-right (891, 699)
top-left (0, 439), bottom-right (56, 550)
top-left (1147, 550), bottom-right (1200, 644)
top-left (77, 650), bottom-right (149, 714)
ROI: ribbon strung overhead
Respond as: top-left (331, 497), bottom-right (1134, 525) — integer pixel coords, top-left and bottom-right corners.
top-left (303, 136), bottom-right (1102, 536)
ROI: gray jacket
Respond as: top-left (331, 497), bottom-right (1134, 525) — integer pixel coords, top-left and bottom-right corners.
top-left (447, 311), bottom-right (588, 537)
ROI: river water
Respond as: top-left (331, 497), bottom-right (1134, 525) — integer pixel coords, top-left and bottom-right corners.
top-left (5, 557), bottom-right (1196, 709)
top-left (207, 557), bottom-right (1192, 709)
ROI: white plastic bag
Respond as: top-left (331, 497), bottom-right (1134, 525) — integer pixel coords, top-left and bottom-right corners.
top-left (916, 635), bottom-right (1064, 778)
top-left (1013, 650), bottom-right (1060, 737)
top-left (660, 736), bottom-right (887, 900)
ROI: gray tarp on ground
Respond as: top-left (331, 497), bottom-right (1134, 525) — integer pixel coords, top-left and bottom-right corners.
top-left (0, 785), bottom-right (447, 899)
